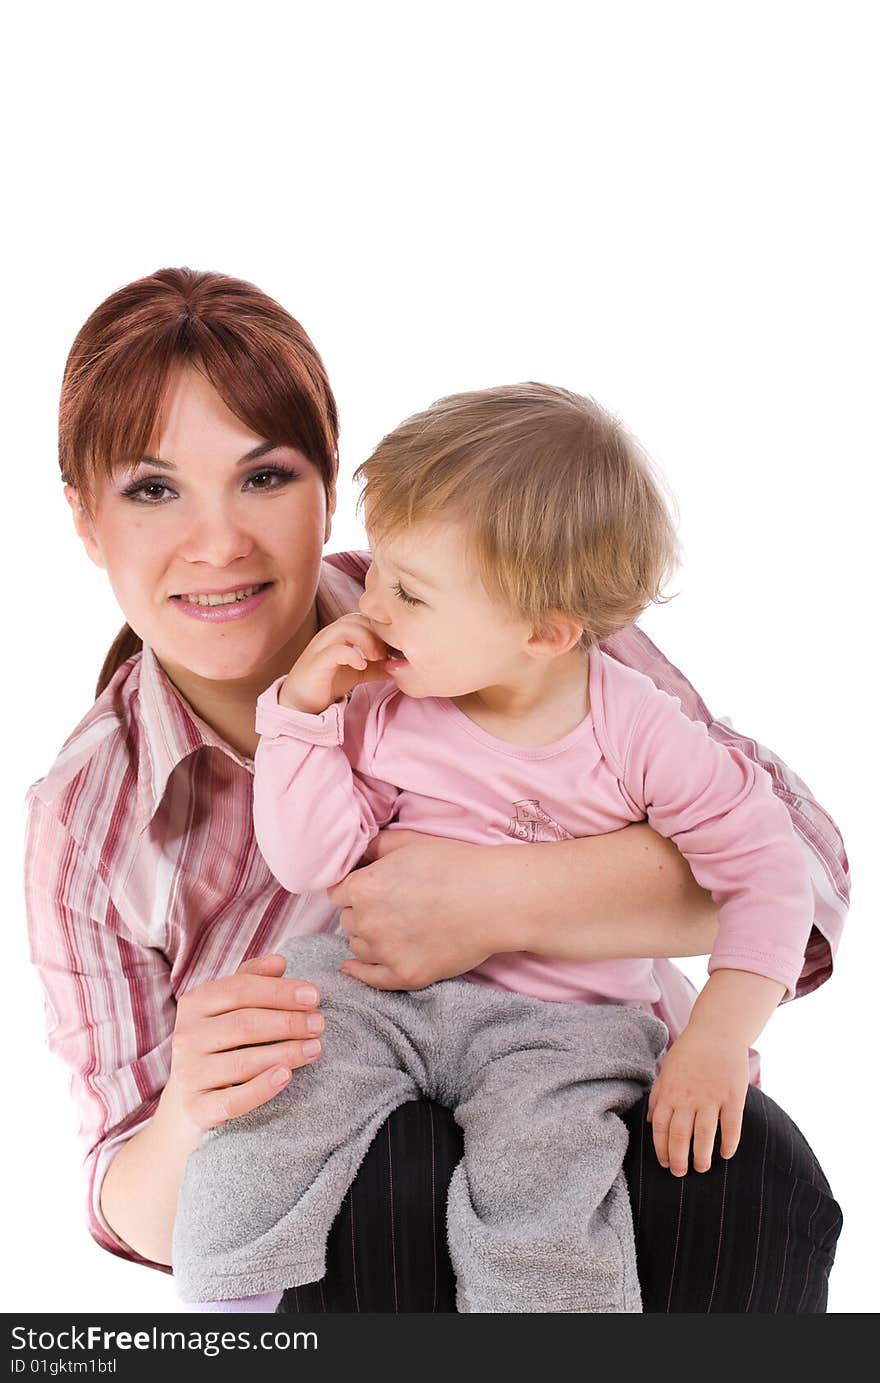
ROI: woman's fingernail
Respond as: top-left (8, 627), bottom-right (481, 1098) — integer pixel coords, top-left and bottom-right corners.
top-left (295, 986), bottom-right (319, 1006)
top-left (306, 1013), bottom-right (325, 1034)
top-left (271, 1068), bottom-right (291, 1088)
top-left (302, 1039), bottom-right (322, 1057)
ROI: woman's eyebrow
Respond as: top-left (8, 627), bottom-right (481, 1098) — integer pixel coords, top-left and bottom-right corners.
top-left (136, 441), bottom-right (279, 470)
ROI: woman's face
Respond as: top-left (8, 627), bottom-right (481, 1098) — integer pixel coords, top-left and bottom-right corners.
top-left (67, 364), bottom-right (334, 691)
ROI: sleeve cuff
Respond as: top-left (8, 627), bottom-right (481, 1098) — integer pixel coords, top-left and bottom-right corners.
top-left (255, 678), bottom-right (347, 746)
top-left (707, 949), bottom-right (803, 1003)
top-left (87, 1113), bottom-right (171, 1273)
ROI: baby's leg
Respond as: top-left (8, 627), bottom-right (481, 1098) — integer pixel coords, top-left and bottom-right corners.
top-left (188, 1292), bottom-right (282, 1314)
top-left (173, 934), bottom-right (421, 1307)
top-left (444, 994), bottom-right (667, 1313)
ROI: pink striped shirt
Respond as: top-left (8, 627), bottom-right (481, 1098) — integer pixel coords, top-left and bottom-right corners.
top-left (24, 551), bottom-right (849, 1272)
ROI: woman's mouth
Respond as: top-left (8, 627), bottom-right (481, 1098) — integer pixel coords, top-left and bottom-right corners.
top-left (170, 582), bottom-right (273, 622)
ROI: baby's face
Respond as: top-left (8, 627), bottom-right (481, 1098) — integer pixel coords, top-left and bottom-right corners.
top-left (359, 520), bottom-right (533, 699)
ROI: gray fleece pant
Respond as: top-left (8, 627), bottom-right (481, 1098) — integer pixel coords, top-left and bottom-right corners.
top-left (173, 933), bottom-right (667, 1313)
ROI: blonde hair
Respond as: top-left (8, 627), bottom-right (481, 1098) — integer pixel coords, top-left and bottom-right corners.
top-left (355, 383), bottom-right (679, 646)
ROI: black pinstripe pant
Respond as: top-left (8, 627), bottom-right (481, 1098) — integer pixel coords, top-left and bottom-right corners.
top-left (278, 1086), bottom-right (842, 1313)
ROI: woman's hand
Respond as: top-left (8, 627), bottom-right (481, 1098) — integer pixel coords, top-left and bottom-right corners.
top-left (166, 953), bottom-right (326, 1132)
top-left (647, 1025), bottom-right (750, 1177)
top-left (278, 614), bottom-right (391, 715)
top-left (328, 831), bottom-right (512, 989)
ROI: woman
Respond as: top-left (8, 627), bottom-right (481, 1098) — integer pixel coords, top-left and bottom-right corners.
top-left (26, 267), bottom-right (846, 1312)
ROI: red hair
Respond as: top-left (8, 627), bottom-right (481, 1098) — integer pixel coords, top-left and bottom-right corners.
top-left (59, 268), bottom-right (339, 694)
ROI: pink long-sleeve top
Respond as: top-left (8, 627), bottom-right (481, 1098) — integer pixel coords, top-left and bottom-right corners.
top-left (254, 644), bottom-right (815, 1007)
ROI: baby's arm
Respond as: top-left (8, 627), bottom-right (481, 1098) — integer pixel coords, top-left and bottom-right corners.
top-left (647, 969), bottom-right (784, 1176)
top-left (619, 682), bottom-right (814, 1174)
top-left (253, 615), bottom-right (400, 893)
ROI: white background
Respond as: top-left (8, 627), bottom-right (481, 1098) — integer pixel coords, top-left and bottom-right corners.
top-left (2, 1), bottom-right (876, 1314)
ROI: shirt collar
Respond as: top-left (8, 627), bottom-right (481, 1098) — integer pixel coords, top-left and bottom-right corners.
top-left (135, 555), bottom-right (368, 831)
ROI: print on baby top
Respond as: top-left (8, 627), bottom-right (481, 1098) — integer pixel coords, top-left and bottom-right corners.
top-left (506, 800), bottom-right (575, 844)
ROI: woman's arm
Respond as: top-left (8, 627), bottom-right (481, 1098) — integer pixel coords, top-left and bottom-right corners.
top-left (100, 955), bottom-right (322, 1265)
top-left (332, 823), bottom-right (720, 990)
top-left (508, 822), bottom-right (721, 956)
top-left (25, 799), bottom-right (325, 1268)
top-left (99, 1078), bottom-right (205, 1266)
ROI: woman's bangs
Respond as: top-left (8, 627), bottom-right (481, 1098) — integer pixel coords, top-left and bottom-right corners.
top-left (64, 336), bottom-right (180, 491)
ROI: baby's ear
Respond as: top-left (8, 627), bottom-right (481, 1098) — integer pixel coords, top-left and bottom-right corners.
top-left (525, 613), bottom-right (584, 660)
top-left (64, 486), bottom-right (105, 569)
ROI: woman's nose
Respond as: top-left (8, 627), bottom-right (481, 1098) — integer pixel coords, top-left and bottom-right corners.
top-left (180, 506), bottom-right (254, 567)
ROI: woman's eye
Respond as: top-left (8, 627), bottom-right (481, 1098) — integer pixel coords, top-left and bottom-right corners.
top-left (119, 464), bottom-right (299, 504)
top-left (121, 479), bottom-right (176, 504)
top-left (244, 466), bottom-right (298, 491)
top-left (392, 581), bottom-right (422, 607)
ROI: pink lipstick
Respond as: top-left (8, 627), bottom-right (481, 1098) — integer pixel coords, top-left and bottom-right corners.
top-left (169, 583), bottom-right (272, 623)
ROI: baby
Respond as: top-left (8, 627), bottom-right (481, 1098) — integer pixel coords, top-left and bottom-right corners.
top-left (173, 384), bottom-right (813, 1313)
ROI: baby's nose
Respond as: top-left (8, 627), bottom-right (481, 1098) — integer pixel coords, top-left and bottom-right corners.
top-left (359, 591), bottom-right (389, 623)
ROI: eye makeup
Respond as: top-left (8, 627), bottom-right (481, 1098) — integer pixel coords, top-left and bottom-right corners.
top-left (117, 462), bottom-right (302, 504)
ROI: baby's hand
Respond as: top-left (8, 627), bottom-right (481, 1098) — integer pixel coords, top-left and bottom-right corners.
top-left (278, 614), bottom-right (391, 715)
top-left (647, 1024), bottom-right (750, 1177)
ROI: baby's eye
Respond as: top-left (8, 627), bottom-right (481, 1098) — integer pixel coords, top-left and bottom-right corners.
top-left (392, 581), bottom-right (422, 607)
